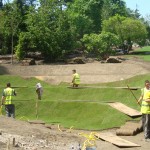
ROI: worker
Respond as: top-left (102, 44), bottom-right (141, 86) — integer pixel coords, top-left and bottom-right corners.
top-left (36, 83), bottom-right (43, 100)
top-left (138, 80), bottom-right (150, 141)
top-left (72, 69), bottom-right (80, 87)
top-left (1, 83), bottom-right (17, 118)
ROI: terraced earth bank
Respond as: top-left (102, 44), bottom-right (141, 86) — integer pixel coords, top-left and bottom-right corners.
top-left (1, 57), bottom-right (150, 149)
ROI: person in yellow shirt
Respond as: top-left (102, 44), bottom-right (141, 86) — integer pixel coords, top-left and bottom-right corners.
top-left (72, 69), bottom-right (80, 87)
top-left (1, 83), bottom-right (16, 118)
top-left (138, 80), bottom-right (150, 141)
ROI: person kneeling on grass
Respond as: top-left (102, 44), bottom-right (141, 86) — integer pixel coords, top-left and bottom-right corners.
top-left (72, 69), bottom-right (80, 88)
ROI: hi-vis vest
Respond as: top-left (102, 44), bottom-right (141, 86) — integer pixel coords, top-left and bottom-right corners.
top-left (3, 87), bottom-right (15, 105)
top-left (141, 87), bottom-right (150, 114)
top-left (73, 73), bottom-right (80, 84)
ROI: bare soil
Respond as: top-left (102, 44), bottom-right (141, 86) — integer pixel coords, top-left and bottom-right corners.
top-left (0, 57), bottom-right (150, 85)
top-left (0, 116), bottom-right (150, 150)
top-left (1, 57), bottom-right (150, 149)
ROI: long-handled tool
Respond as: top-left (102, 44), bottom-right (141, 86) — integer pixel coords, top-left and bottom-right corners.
top-left (127, 85), bottom-right (141, 106)
top-left (35, 99), bottom-right (38, 119)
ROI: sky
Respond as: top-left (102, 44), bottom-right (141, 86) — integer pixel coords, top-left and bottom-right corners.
top-left (124, 0), bottom-right (150, 17)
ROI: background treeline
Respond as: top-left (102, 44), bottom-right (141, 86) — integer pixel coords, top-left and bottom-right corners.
top-left (0, 0), bottom-right (150, 62)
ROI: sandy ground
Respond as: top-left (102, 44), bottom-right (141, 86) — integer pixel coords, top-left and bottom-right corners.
top-left (0, 116), bottom-right (150, 150)
top-left (1, 57), bottom-right (150, 149)
top-left (0, 58), bottom-right (150, 85)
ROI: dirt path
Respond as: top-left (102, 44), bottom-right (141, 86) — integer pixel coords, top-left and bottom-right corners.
top-left (1, 58), bottom-right (150, 85)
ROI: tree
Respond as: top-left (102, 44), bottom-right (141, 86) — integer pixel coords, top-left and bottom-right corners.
top-left (0, 0), bottom-right (3, 9)
top-left (102, 0), bottom-right (142, 20)
top-left (144, 14), bottom-right (150, 41)
top-left (82, 32), bottom-right (120, 59)
top-left (122, 18), bottom-right (147, 43)
top-left (0, 0), bottom-right (30, 63)
top-left (0, 2), bottom-right (23, 56)
top-left (102, 0), bottom-right (128, 20)
top-left (16, 0), bottom-right (74, 61)
top-left (102, 15), bottom-right (126, 42)
top-left (102, 15), bottom-right (147, 49)
top-left (67, 0), bottom-right (104, 37)
top-left (110, 0), bottom-right (127, 16)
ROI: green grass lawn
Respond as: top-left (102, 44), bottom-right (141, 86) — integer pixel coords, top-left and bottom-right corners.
top-left (0, 74), bottom-right (149, 130)
top-left (127, 46), bottom-right (150, 61)
top-left (1, 47), bottom-right (150, 130)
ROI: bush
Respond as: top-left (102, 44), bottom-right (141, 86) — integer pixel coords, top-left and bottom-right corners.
top-left (82, 32), bottom-right (120, 59)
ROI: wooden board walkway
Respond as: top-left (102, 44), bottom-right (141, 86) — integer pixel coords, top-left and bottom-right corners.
top-left (96, 132), bottom-right (141, 147)
top-left (67, 86), bottom-right (140, 90)
top-left (28, 120), bottom-right (45, 125)
top-left (108, 102), bottom-right (142, 117)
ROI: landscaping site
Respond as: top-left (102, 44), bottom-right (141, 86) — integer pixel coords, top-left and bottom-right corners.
top-left (0, 47), bottom-right (150, 149)
top-left (1, 0), bottom-right (150, 149)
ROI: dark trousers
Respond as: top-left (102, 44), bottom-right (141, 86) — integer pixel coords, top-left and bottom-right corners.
top-left (142, 114), bottom-right (150, 139)
top-left (5, 104), bottom-right (15, 118)
top-left (36, 89), bottom-right (42, 100)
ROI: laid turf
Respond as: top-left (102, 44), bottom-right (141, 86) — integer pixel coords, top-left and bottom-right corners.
top-left (0, 73), bottom-right (149, 130)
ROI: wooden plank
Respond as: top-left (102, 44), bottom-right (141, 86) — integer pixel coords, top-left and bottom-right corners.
top-left (28, 120), bottom-right (45, 125)
top-left (12, 86), bottom-right (28, 88)
top-left (108, 102), bottom-right (142, 117)
top-left (101, 86), bottom-right (140, 90)
top-left (96, 132), bottom-right (140, 147)
top-left (67, 86), bottom-right (87, 89)
top-left (67, 86), bottom-right (140, 90)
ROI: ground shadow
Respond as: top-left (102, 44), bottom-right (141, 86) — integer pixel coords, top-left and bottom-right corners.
top-left (0, 65), bottom-right (9, 75)
top-left (129, 50), bottom-right (150, 55)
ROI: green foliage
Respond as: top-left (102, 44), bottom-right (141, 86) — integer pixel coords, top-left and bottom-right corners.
top-left (103, 15), bottom-right (126, 42)
top-left (0, 0), bottom-right (148, 61)
top-left (15, 32), bottom-right (26, 60)
top-left (122, 18), bottom-right (147, 43)
top-left (82, 32), bottom-right (120, 58)
top-left (102, 0), bottom-right (129, 20)
top-left (143, 15), bottom-right (150, 40)
top-left (0, 1), bottom-right (27, 55)
top-left (0, 0), bottom-right (3, 9)
top-left (103, 15), bottom-right (147, 45)
top-left (67, 0), bottom-right (103, 38)
top-left (23, 1), bottom-right (74, 61)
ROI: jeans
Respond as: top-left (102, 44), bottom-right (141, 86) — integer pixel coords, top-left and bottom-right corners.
top-left (142, 114), bottom-right (150, 139)
top-left (5, 104), bottom-right (15, 118)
